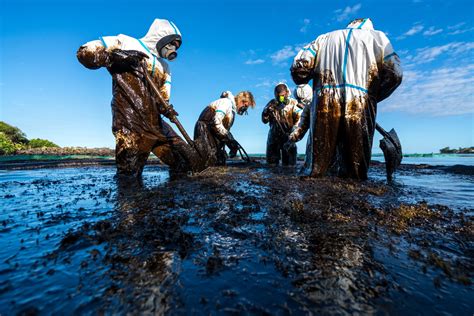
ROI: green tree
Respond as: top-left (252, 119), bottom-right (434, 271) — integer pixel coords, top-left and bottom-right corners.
top-left (0, 121), bottom-right (29, 144)
top-left (28, 138), bottom-right (59, 148)
top-left (0, 132), bottom-right (17, 155)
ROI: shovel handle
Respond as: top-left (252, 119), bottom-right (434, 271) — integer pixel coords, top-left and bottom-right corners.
top-left (375, 123), bottom-right (390, 139)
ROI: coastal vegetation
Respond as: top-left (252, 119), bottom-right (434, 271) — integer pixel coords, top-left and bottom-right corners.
top-left (439, 146), bottom-right (474, 154)
top-left (0, 121), bottom-right (58, 155)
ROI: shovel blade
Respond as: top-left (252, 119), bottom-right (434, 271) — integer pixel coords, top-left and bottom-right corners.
top-left (379, 128), bottom-right (402, 181)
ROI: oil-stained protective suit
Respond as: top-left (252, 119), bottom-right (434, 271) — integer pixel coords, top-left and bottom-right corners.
top-left (289, 18), bottom-right (402, 179)
top-left (194, 92), bottom-right (240, 166)
top-left (262, 83), bottom-right (303, 166)
top-left (77, 19), bottom-right (204, 177)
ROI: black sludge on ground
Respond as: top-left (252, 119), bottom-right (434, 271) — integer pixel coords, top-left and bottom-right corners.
top-left (0, 162), bottom-right (472, 314)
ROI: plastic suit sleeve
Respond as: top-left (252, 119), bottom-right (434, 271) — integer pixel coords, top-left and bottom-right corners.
top-left (291, 40), bottom-right (318, 85)
top-left (292, 106), bottom-right (304, 130)
top-left (289, 104), bottom-right (310, 142)
top-left (76, 38), bottom-right (122, 70)
top-left (377, 38), bottom-right (403, 103)
top-left (212, 111), bottom-right (231, 140)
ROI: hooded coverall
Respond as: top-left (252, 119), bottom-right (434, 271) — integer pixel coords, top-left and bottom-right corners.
top-left (289, 18), bottom-right (402, 179)
top-left (194, 93), bottom-right (238, 166)
top-left (262, 84), bottom-right (303, 166)
top-left (77, 19), bottom-right (203, 177)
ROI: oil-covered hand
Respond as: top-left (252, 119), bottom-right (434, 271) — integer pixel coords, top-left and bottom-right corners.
top-left (262, 100), bottom-right (278, 124)
top-left (227, 140), bottom-right (239, 158)
top-left (290, 63), bottom-right (313, 85)
top-left (108, 49), bottom-right (149, 70)
top-left (225, 133), bottom-right (239, 158)
top-left (161, 103), bottom-right (179, 120)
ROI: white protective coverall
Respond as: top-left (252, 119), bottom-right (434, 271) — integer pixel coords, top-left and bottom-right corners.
top-left (194, 92), bottom-right (237, 165)
top-left (289, 18), bottom-right (402, 179)
top-left (77, 19), bottom-right (205, 176)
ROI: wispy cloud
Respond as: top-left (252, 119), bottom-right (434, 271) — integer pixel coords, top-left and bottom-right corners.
top-left (270, 45), bottom-right (301, 65)
top-left (334, 3), bottom-right (362, 23)
top-left (406, 41), bottom-right (474, 64)
top-left (244, 59), bottom-right (265, 65)
top-left (397, 23), bottom-right (424, 40)
top-left (334, 4), bottom-right (362, 23)
top-left (447, 22), bottom-right (474, 35)
top-left (423, 26), bottom-right (443, 36)
top-left (300, 18), bottom-right (310, 33)
top-left (382, 64), bottom-right (474, 116)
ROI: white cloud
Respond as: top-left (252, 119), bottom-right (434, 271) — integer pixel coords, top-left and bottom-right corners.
top-left (245, 59), bottom-right (265, 65)
top-left (423, 26), bottom-right (443, 36)
top-left (448, 22), bottom-right (466, 30)
top-left (381, 64), bottom-right (474, 116)
top-left (300, 18), bottom-right (310, 33)
top-left (270, 45), bottom-right (300, 65)
top-left (446, 22), bottom-right (474, 35)
top-left (397, 24), bottom-right (424, 39)
top-left (410, 42), bottom-right (474, 64)
top-left (448, 27), bottom-right (474, 35)
top-left (334, 4), bottom-right (362, 23)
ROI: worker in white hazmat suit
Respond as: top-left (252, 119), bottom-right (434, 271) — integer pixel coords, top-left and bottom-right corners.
top-left (262, 83), bottom-right (303, 166)
top-left (77, 19), bottom-right (206, 177)
top-left (287, 18), bottom-right (402, 180)
top-left (194, 91), bottom-right (255, 166)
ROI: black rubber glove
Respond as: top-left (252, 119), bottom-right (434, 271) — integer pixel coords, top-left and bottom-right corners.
top-left (161, 103), bottom-right (179, 120)
top-left (109, 49), bottom-right (149, 70)
top-left (290, 65), bottom-right (312, 85)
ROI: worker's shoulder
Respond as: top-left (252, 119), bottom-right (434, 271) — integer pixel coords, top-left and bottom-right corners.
top-left (211, 97), bottom-right (233, 110)
top-left (314, 29), bottom-right (347, 42)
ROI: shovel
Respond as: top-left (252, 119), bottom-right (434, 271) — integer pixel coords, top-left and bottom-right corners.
top-left (376, 123), bottom-right (402, 182)
top-left (140, 62), bottom-right (203, 158)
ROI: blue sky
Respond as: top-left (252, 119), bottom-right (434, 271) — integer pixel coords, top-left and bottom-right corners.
top-left (1, 0), bottom-right (473, 154)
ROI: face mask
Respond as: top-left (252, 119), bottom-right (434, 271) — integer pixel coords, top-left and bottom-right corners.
top-left (160, 43), bottom-right (178, 61)
top-left (238, 106), bottom-right (248, 115)
top-left (279, 95), bottom-right (289, 104)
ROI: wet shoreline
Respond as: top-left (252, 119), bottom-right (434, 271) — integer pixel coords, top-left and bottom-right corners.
top-left (0, 161), bottom-right (473, 314)
top-left (2, 157), bottom-right (473, 176)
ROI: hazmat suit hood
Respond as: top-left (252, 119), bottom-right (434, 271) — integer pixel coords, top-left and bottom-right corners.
top-left (274, 82), bottom-right (291, 99)
top-left (346, 18), bottom-right (374, 30)
top-left (294, 84), bottom-right (313, 105)
top-left (140, 19), bottom-right (182, 57)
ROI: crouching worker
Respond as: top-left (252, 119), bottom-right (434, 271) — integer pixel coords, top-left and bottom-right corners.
top-left (77, 19), bottom-right (206, 177)
top-left (194, 91), bottom-right (255, 166)
top-left (262, 83), bottom-right (306, 166)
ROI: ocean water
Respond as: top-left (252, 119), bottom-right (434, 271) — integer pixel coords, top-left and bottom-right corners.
top-left (372, 153), bottom-right (474, 166)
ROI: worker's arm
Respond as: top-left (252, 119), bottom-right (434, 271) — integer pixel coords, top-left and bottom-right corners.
top-left (262, 100), bottom-right (277, 124)
top-left (377, 34), bottom-right (403, 102)
top-left (292, 104), bottom-right (304, 129)
top-left (76, 36), bottom-right (122, 69)
top-left (77, 36), bottom-right (147, 71)
top-left (289, 104), bottom-right (310, 142)
top-left (211, 100), bottom-right (232, 141)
